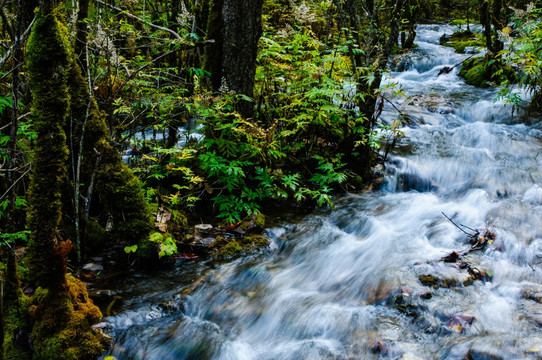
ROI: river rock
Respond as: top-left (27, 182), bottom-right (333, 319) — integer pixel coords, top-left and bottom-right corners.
top-left (522, 302), bottom-right (542, 327)
top-left (521, 285), bottom-right (542, 303)
top-left (195, 223), bottom-right (213, 236)
top-left (465, 348), bottom-right (504, 360)
top-left (82, 262), bottom-right (104, 272)
top-left (197, 237), bottom-right (217, 246)
top-left (401, 354), bottom-right (426, 360)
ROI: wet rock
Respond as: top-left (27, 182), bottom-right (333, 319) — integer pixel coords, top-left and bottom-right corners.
top-left (88, 289), bottom-right (119, 299)
top-left (464, 348), bottom-right (504, 360)
top-left (396, 172), bottom-right (438, 192)
top-left (446, 314), bottom-right (474, 333)
top-left (419, 291), bottom-right (433, 300)
top-left (198, 237), bottom-right (217, 246)
top-left (440, 251), bottom-right (460, 263)
top-left (82, 262), bottom-right (104, 272)
top-left (521, 285), bottom-right (542, 303)
top-left (194, 223), bottom-right (213, 236)
top-left (386, 289), bottom-right (425, 317)
top-left (369, 340), bottom-right (389, 355)
top-left (23, 286), bottom-right (35, 296)
top-left (401, 354), bottom-right (426, 360)
top-left (238, 213), bottom-right (266, 233)
top-left (407, 94), bottom-right (454, 115)
top-left (419, 274), bottom-right (439, 288)
top-left (522, 302), bottom-right (542, 327)
top-left (157, 300), bottom-right (182, 314)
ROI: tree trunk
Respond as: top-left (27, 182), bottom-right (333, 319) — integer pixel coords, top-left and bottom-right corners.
top-left (490, 0), bottom-right (504, 54)
top-left (205, 0), bottom-right (263, 118)
top-left (26, 9), bottom-right (71, 290)
top-left (480, 1), bottom-right (492, 53)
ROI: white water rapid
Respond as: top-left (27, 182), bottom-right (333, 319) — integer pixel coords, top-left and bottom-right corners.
top-left (101, 24), bottom-right (542, 360)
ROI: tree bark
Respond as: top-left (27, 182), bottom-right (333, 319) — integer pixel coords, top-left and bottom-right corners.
top-left (26, 9), bottom-right (71, 290)
top-left (490, 0), bottom-right (504, 54)
top-left (205, 0), bottom-right (263, 118)
top-left (480, 1), bottom-right (492, 53)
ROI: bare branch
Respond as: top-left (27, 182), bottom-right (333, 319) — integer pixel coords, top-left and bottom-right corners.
top-left (0, 17), bottom-right (35, 71)
top-left (94, 0), bottom-right (183, 41)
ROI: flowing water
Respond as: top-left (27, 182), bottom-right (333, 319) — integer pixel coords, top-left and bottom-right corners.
top-left (100, 25), bottom-right (542, 359)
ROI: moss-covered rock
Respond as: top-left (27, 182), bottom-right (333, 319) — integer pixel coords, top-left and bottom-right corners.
top-left (419, 274), bottom-right (439, 288)
top-left (459, 56), bottom-right (517, 88)
top-left (239, 213), bottom-right (266, 232)
top-left (460, 57), bottom-right (490, 87)
top-left (30, 275), bottom-right (109, 360)
top-left (440, 30), bottom-right (484, 54)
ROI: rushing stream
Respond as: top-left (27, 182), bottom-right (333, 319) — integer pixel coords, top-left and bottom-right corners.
top-left (100, 25), bottom-right (542, 359)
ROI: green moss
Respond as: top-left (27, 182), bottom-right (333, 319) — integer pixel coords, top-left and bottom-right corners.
top-left (239, 213), bottom-right (266, 232)
top-left (441, 31), bottom-right (484, 54)
top-left (25, 10), bottom-right (71, 289)
top-left (84, 219), bottom-right (106, 252)
top-left (97, 145), bottom-right (153, 250)
top-left (459, 57), bottom-right (517, 88)
top-left (217, 240), bottom-right (243, 257)
top-left (451, 40), bottom-right (483, 53)
top-left (449, 19), bottom-right (468, 26)
top-left (31, 275), bottom-right (108, 360)
top-left (3, 293), bottom-right (32, 359)
top-left (464, 62), bottom-right (489, 87)
top-left (241, 234), bottom-right (269, 248)
top-left (419, 274), bottom-right (439, 288)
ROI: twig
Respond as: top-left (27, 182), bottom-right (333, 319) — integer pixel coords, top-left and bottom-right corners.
top-left (94, 0), bottom-right (182, 40)
top-left (0, 17), bottom-right (35, 71)
top-left (442, 212), bottom-right (475, 236)
top-left (0, 168), bottom-right (31, 202)
top-left (380, 95), bottom-right (415, 125)
top-left (114, 39), bottom-right (214, 94)
top-left (460, 224), bottom-right (477, 232)
top-left (437, 53), bottom-right (477, 76)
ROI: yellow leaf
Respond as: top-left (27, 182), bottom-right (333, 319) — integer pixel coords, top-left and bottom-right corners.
top-left (142, 154), bottom-right (158, 162)
top-left (502, 26), bottom-right (512, 35)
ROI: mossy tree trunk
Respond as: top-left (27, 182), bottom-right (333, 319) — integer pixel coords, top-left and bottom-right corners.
top-left (25, 7), bottom-right (109, 358)
top-left (26, 9), bottom-right (71, 291)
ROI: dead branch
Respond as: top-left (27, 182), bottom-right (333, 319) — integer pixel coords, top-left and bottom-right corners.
top-left (442, 212), bottom-right (477, 238)
top-left (0, 17), bottom-right (35, 71)
top-left (114, 39), bottom-right (214, 94)
top-left (380, 95), bottom-right (416, 125)
top-left (94, 0), bottom-right (182, 41)
top-left (437, 53), bottom-right (477, 77)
